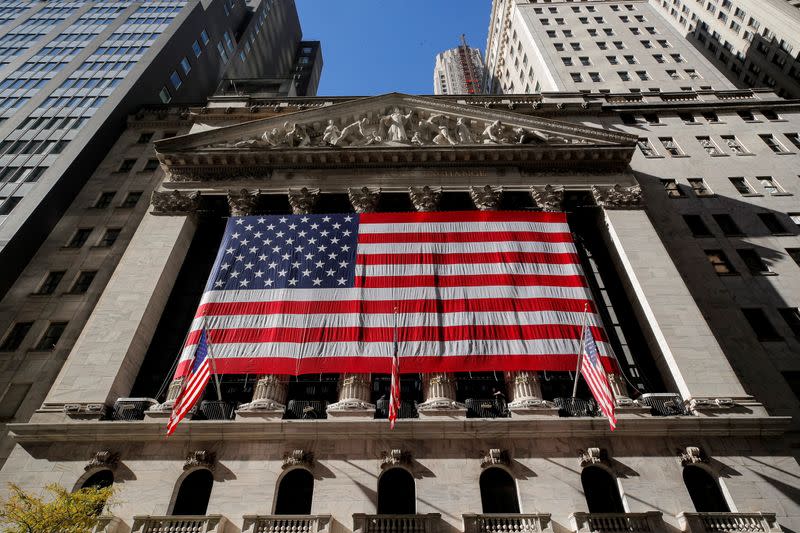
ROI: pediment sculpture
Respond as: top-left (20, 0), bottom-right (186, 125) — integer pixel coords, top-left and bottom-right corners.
top-left (212, 107), bottom-right (583, 150)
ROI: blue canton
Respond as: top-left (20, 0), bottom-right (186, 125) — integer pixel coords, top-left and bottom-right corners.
top-left (192, 329), bottom-right (209, 372)
top-left (206, 213), bottom-right (359, 291)
top-left (583, 329), bottom-right (600, 367)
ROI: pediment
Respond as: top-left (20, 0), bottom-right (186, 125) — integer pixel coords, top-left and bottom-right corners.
top-left (155, 93), bottom-right (637, 180)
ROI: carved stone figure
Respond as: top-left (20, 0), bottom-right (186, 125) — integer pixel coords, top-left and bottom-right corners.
top-left (409, 185), bottom-right (441, 212)
top-left (470, 185), bottom-right (503, 211)
top-left (531, 184), bottom-right (565, 212)
top-left (262, 126), bottom-right (286, 147)
top-left (151, 190), bottom-right (200, 215)
top-left (284, 122), bottom-right (311, 148)
top-left (482, 120), bottom-right (512, 144)
top-left (455, 118), bottom-right (474, 144)
top-left (480, 449), bottom-right (510, 468)
top-left (579, 447), bottom-right (607, 468)
top-left (86, 450), bottom-right (120, 471)
top-left (283, 449), bottom-right (314, 469)
top-left (381, 107), bottom-right (414, 142)
top-left (679, 446), bottom-right (708, 465)
top-left (227, 189), bottom-right (259, 216)
top-left (322, 120), bottom-right (341, 145)
top-left (380, 449), bottom-right (412, 469)
top-left (348, 187), bottom-right (381, 213)
top-left (514, 127), bottom-right (548, 144)
top-left (288, 187), bottom-right (319, 215)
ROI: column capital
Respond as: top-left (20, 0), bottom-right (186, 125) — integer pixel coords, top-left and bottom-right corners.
top-left (591, 184), bottom-right (644, 210)
top-left (150, 190), bottom-right (200, 216)
top-left (288, 187), bottom-right (320, 214)
top-left (409, 185), bottom-right (441, 212)
top-left (470, 185), bottom-right (503, 211)
top-left (530, 184), bottom-right (565, 212)
top-left (348, 186), bottom-right (381, 213)
top-left (227, 188), bottom-right (260, 216)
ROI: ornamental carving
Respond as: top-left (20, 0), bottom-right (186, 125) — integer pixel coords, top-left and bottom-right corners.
top-left (531, 185), bottom-right (565, 212)
top-left (348, 187), bottom-right (381, 213)
top-left (579, 448), bottom-right (608, 468)
top-left (470, 185), bottom-right (503, 211)
top-left (85, 450), bottom-right (120, 471)
top-left (591, 184), bottom-right (644, 210)
top-left (184, 450), bottom-right (216, 471)
top-left (679, 446), bottom-right (708, 466)
top-left (283, 449), bottom-right (314, 469)
top-left (380, 449), bottom-right (412, 469)
top-left (409, 186), bottom-right (441, 212)
top-left (227, 188), bottom-right (260, 216)
top-left (288, 187), bottom-right (319, 215)
top-left (480, 448), bottom-right (510, 468)
top-left (151, 190), bottom-right (200, 215)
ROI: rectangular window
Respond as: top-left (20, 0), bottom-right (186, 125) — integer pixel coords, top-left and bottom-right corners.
top-left (712, 214), bottom-right (742, 236)
top-left (761, 109), bottom-right (781, 121)
top-left (757, 176), bottom-right (785, 195)
top-left (741, 308), bottom-right (781, 341)
top-left (688, 178), bottom-right (712, 196)
top-left (0, 196), bottom-right (21, 216)
top-left (158, 86), bottom-right (171, 104)
top-left (98, 228), bottom-right (121, 247)
top-left (760, 134), bottom-right (788, 153)
top-left (758, 213), bottom-right (787, 234)
top-left (200, 30), bottom-right (210, 45)
top-left (65, 228), bottom-right (92, 248)
top-left (737, 249), bottom-right (771, 274)
top-left (120, 191), bottom-right (143, 208)
top-left (705, 250), bottom-right (736, 274)
top-left (778, 308), bottom-right (800, 337)
top-left (678, 112), bottom-right (695, 123)
top-left (68, 271), bottom-right (97, 294)
top-left (0, 322), bottom-right (33, 351)
top-left (34, 271), bottom-right (65, 295)
top-left (0, 383), bottom-right (32, 420)
top-left (637, 138), bottom-right (658, 157)
top-left (118, 159), bottom-right (136, 172)
top-left (192, 40), bottom-right (202, 57)
top-left (721, 135), bottom-right (747, 155)
top-left (787, 248), bottom-right (800, 267)
top-left (729, 177), bottom-right (754, 195)
top-left (143, 159), bottom-right (160, 171)
top-left (137, 133), bottom-right (153, 144)
top-left (702, 112), bottom-right (719, 122)
top-left (169, 70), bottom-right (182, 90)
top-left (661, 179), bottom-right (685, 198)
top-left (94, 192), bottom-right (116, 208)
top-left (659, 137), bottom-right (684, 156)
top-left (683, 215), bottom-right (712, 236)
top-left (697, 136), bottom-right (722, 156)
top-left (785, 133), bottom-right (800, 150)
top-left (737, 110), bottom-right (756, 121)
top-left (34, 322), bottom-right (67, 351)
top-left (180, 57), bottom-right (191, 75)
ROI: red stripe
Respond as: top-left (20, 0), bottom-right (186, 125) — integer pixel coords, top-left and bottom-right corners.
top-left (196, 298), bottom-right (599, 318)
top-left (355, 251), bottom-right (580, 265)
top-left (358, 231), bottom-right (574, 244)
top-left (360, 211), bottom-right (567, 224)
top-left (354, 273), bottom-right (587, 288)
top-left (186, 324), bottom-right (608, 345)
top-left (175, 353), bottom-right (617, 377)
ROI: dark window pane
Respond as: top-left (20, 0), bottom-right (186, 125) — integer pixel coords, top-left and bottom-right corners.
top-left (683, 215), bottom-right (712, 236)
top-left (787, 248), bottom-right (800, 267)
top-left (778, 308), bottom-right (800, 337)
top-left (120, 191), bottom-right (142, 208)
top-left (118, 159), bottom-right (136, 172)
top-left (683, 466), bottom-right (730, 512)
top-left (35, 271), bottom-right (66, 295)
top-left (66, 228), bottom-right (93, 248)
top-left (34, 322), bottom-right (67, 351)
top-left (705, 250), bottom-right (736, 275)
top-left (741, 308), bottom-right (781, 341)
top-left (378, 468), bottom-right (415, 514)
top-left (0, 382), bottom-right (32, 420)
top-left (98, 228), bottom-right (121, 247)
top-left (274, 469), bottom-right (314, 515)
top-left (0, 322), bottom-right (33, 351)
top-left (143, 159), bottom-right (159, 171)
top-left (172, 469), bottom-right (213, 515)
top-left (712, 214), bottom-right (742, 236)
top-left (736, 249), bottom-right (770, 274)
top-left (94, 192), bottom-right (116, 209)
top-left (758, 213), bottom-right (787, 234)
top-left (137, 132), bottom-right (154, 144)
top-left (0, 197), bottom-right (21, 216)
top-left (69, 271), bottom-right (97, 294)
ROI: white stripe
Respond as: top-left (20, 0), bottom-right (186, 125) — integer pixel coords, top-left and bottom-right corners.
top-left (190, 310), bottom-right (605, 333)
top-left (199, 286), bottom-right (595, 305)
top-left (355, 262), bottom-right (583, 277)
top-left (180, 338), bottom-right (611, 362)
top-left (359, 221), bottom-right (571, 234)
top-left (357, 241), bottom-right (577, 254)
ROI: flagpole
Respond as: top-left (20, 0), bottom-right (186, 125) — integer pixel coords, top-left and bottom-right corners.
top-left (203, 326), bottom-right (224, 402)
top-left (571, 303), bottom-right (589, 398)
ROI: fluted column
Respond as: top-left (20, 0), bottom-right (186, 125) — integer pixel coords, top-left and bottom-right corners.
top-left (327, 187), bottom-right (381, 418)
top-left (411, 186), bottom-right (466, 417)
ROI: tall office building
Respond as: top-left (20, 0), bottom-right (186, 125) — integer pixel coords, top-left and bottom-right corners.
top-left (648, 0), bottom-right (800, 98)
top-left (485, 0), bottom-right (735, 93)
top-left (433, 35), bottom-right (487, 95)
top-left (0, 0), bottom-right (318, 300)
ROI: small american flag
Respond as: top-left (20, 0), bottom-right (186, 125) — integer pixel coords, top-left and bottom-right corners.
top-left (581, 326), bottom-right (617, 430)
top-left (389, 308), bottom-right (400, 429)
top-left (167, 328), bottom-right (212, 436)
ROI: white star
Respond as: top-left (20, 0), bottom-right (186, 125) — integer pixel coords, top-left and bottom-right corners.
top-left (288, 278), bottom-right (298, 286)
top-left (278, 269), bottom-right (287, 277)
top-left (259, 254), bottom-right (268, 261)
top-left (332, 223), bottom-right (341, 229)
top-left (295, 245), bottom-right (304, 252)
top-left (330, 237), bottom-right (340, 244)
top-left (214, 280), bottom-right (225, 287)
top-left (326, 269), bottom-right (336, 277)
top-left (292, 261), bottom-right (301, 269)
top-left (341, 245), bottom-right (350, 252)
top-left (298, 230), bottom-right (307, 237)
top-left (289, 223), bottom-right (297, 230)
top-left (249, 246), bottom-right (258, 254)
top-left (328, 253), bottom-right (337, 260)
top-left (301, 216), bottom-right (309, 223)
top-left (267, 224), bottom-right (275, 230)
top-left (225, 247), bottom-right (235, 254)
top-left (268, 262), bottom-right (278, 269)
top-left (254, 231), bottom-right (263, 238)
top-left (239, 279), bottom-right (249, 287)
top-left (275, 231), bottom-right (284, 238)
top-left (231, 232), bottom-right (240, 239)
top-left (235, 219), bottom-right (244, 225)
top-left (344, 216), bottom-right (353, 222)
top-left (339, 261), bottom-right (348, 268)
top-left (272, 246), bottom-right (281, 253)
top-left (285, 238), bottom-right (294, 245)
top-left (342, 230), bottom-right (352, 236)
top-left (230, 271), bottom-right (240, 278)
top-left (265, 279), bottom-right (274, 286)
top-left (240, 238), bottom-right (249, 246)
top-left (337, 277), bottom-right (347, 285)
top-left (257, 217), bottom-right (266, 224)
top-left (320, 230), bottom-right (329, 237)
top-left (254, 270), bottom-right (264, 278)
top-left (310, 223), bottom-right (319, 230)
top-left (312, 278), bottom-right (322, 286)
top-left (305, 253), bottom-right (314, 260)
top-left (245, 224), bottom-right (253, 231)
top-left (315, 261), bottom-right (324, 268)
top-left (263, 239), bottom-right (272, 245)
top-left (279, 217), bottom-right (288, 223)
top-left (317, 244), bottom-right (327, 252)
top-left (323, 216), bottom-right (331, 222)
top-left (221, 263), bottom-right (230, 270)
top-left (236, 254), bottom-right (245, 261)
top-left (281, 253), bottom-right (291, 261)
top-left (308, 237), bottom-right (317, 244)
top-left (244, 262), bottom-right (254, 270)
top-left (301, 269), bottom-right (311, 277)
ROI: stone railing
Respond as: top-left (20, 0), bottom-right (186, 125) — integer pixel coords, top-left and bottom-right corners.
top-left (242, 514), bottom-right (332, 533)
top-left (463, 513), bottom-right (553, 533)
top-left (570, 512), bottom-right (663, 533)
top-left (678, 512), bottom-right (780, 533)
top-left (93, 516), bottom-right (125, 533)
top-left (353, 513), bottom-right (441, 533)
top-left (132, 515), bottom-right (228, 533)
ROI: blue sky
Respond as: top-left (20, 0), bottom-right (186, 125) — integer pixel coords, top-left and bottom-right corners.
top-left (295, 0), bottom-right (492, 96)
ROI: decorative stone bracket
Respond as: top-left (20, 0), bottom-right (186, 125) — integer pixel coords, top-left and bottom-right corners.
top-left (591, 184), bottom-right (644, 210)
top-left (348, 187), bottom-right (381, 213)
top-left (578, 447), bottom-right (608, 468)
top-left (184, 450), bottom-right (216, 471)
top-left (86, 450), bottom-right (120, 471)
top-left (470, 185), bottom-right (503, 211)
top-left (679, 446), bottom-right (708, 466)
top-left (288, 187), bottom-right (320, 214)
top-left (480, 448), bottom-right (510, 468)
top-left (380, 449), bottom-right (412, 469)
top-left (409, 186), bottom-right (441, 212)
top-left (283, 449), bottom-right (314, 469)
top-left (151, 190), bottom-right (201, 216)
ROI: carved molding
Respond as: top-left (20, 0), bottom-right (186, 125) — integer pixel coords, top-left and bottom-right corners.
top-left (531, 185), bottom-right (565, 212)
top-left (85, 450), bottom-right (120, 471)
top-left (380, 449), bottom-right (412, 469)
top-left (409, 186), bottom-right (441, 212)
top-left (348, 187), bottom-right (381, 213)
top-left (151, 190), bottom-right (200, 216)
top-left (679, 446), bottom-right (708, 466)
top-left (480, 448), bottom-right (510, 468)
top-left (579, 447), bottom-right (608, 468)
top-left (591, 184), bottom-right (644, 210)
top-left (227, 188), bottom-right (260, 216)
top-left (288, 187), bottom-right (320, 215)
top-left (283, 449), bottom-right (314, 469)
top-left (470, 185), bottom-right (503, 211)
top-left (184, 450), bottom-right (216, 471)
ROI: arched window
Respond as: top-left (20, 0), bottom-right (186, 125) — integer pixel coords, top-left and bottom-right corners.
top-left (81, 470), bottom-right (114, 490)
top-left (275, 469), bottom-right (314, 515)
top-left (581, 466), bottom-right (624, 513)
top-left (683, 466), bottom-right (730, 512)
top-left (480, 468), bottom-right (520, 514)
top-left (378, 468), bottom-right (415, 514)
top-left (172, 469), bottom-right (213, 516)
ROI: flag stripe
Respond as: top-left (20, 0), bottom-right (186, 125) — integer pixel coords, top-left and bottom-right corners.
top-left (355, 251), bottom-right (580, 265)
top-left (358, 221), bottom-right (571, 234)
top-left (357, 241), bottom-right (576, 254)
top-left (359, 231), bottom-right (575, 244)
top-left (355, 262), bottom-right (584, 276)
top-left (359, 211), bottom-right (567, 223)
top-left (355, 273), bottom-right (588, 289)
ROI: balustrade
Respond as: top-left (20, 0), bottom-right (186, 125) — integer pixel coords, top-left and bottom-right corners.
top-left (92, 516), bottom-right (124, 533)
top-left (678, 512), bottom-right (780, 533)
top-left (131, 515), bottom-right (227, 533)
top-left (463, 513), bottom-right (553, 533)
top-left (353, 513), bottom-right (441, 533)
top-left (570, 512), bottom-right (663, 533)
top-left (242, 514), bottom-right (331, 533)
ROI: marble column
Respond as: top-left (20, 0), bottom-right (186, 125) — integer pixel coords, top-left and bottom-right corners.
top-left (411, 186), bottom-right (467, 417)
top-left (326, 187), bottom-right (381, 418)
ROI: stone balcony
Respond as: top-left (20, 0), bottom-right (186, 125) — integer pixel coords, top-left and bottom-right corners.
top-left (352, 513), bottom-right (441, 533)
top-left (131, 514), bottom-right (228, 533)
top-left (242, 514), bottom-right (332, 533)
top-left (678, 512), bottom-right (780, 533)
top-left (570, 512), bottom-right (664, 533)
top-left (463, 513), bottom-right (553, 533)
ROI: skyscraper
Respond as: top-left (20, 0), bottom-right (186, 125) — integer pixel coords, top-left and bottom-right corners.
top-left (433, 35), bottom-right (487, 95)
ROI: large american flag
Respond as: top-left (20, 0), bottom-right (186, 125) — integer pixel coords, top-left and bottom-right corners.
top-left (581, 326), bottom-right (617, 430)
top-left (175, 211), bottom-right (614, 377)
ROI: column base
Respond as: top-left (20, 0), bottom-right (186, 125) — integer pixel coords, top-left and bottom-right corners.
top-left (416, 399), bottom-right (467, 418)
top-left (234, 399), bottom-right (286, 420)
top-left (508, 398), bottom-right (560, 418)
top-left (326, 399), bottom-right (376, 418)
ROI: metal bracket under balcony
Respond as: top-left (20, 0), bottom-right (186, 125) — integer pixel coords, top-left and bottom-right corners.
top-left (353, 513), bottom-right (441, 533)
top-left (463, 513), bottom-right (553, 533)
top-left (678, 512), bottom-right (780, 533)
top-left (131, 515), bottom-right (228, 533)
top-left (570, 511), bottom-right (664, 533)
top-left (242, 514), bottom-right (332, 533)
